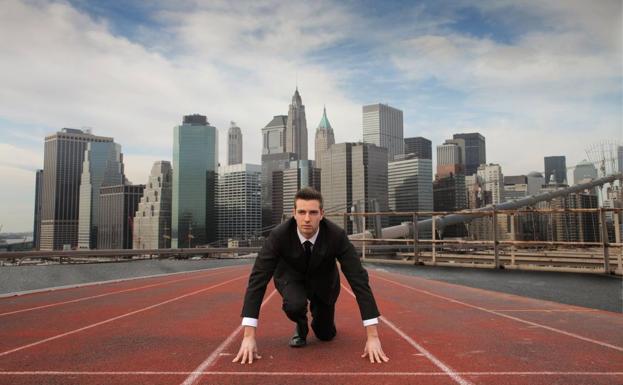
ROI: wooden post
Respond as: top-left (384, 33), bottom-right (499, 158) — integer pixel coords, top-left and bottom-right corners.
top-left (432, 215), bottom-right (437, 264)
top-left (413, 213), bottom-right (419, 264)
top-left (492, 207), bottom-right (500, 269)
top-left (599, 208), bottom-right (610, 273)
top-left (614, 209), bottom-right (622, 273)
top-left (510, 212), bottom-right (516, 266)
top-left (362, 214), bottom-right (367, 261)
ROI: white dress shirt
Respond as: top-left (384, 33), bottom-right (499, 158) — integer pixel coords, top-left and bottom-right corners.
top-left (242, 227), bottom-right (378, 328)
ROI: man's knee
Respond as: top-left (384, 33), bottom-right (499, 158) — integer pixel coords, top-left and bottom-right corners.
top-left (311, 320), bottom-right (336, 341)
top-left (282, 298), bottom-right (307, 318)
top-left (313, 326), bottom-right (336, 341)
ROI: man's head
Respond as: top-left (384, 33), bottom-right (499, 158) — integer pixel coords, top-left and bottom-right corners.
top-left (293, 187), bottom-right (324, 239)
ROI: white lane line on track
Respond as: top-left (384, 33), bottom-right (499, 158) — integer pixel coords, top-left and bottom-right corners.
top-left (1, 371), bottom-right (623, 376)
top-left (0, 274), bottom-right (248, 358)
top-left (489, 309), bottom-right (599, 312)
top-left (0, 266), bottom-right (243, 317)
top-left (0, 263), bottom-right (250, 299)
top-left (341, 284), bottom-right (474, 385)
top-left (180, 288), bottom-right (279, 385)
top-left (372, 274), bottom-right (623, 352)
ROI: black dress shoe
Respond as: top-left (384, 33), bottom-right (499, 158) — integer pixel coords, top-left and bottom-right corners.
top-left (289, 321), bottom-right (308, 348)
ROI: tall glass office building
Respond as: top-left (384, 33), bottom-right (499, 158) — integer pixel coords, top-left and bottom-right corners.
top-left (40, 128), bottom-right (113, 250)
top-left (172, 114), bottom-right (218, 247)
top-left (78, 141), bottom-right (125, 249)
top-left (321, 142), bottom-right (388, 233)
top-left (216, 164), bottom-right (262, 243)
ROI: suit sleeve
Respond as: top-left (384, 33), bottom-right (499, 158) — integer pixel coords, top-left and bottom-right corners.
top-left (336, 230), bottom-right (380, 320)
top-left (240, 236), bottom-right (279, 319)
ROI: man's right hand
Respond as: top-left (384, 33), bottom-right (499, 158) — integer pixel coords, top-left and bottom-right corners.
top-left (232, 327), bottom-right (261, 364)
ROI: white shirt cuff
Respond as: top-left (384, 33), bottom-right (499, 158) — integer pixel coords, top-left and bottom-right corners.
top-left (242, 317), bottom-right (258, 327)
top-left (363, 317), bottom-right (379, 327)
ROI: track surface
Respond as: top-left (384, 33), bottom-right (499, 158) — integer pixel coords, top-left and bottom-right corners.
top-left (0, 264), bottom-right (621, 385)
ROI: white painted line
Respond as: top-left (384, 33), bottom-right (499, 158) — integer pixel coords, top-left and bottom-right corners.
top-left (373, 274), bottom-right (623, 352)
top-left (2, 371), bottom-right (621, 377)
top-left (341, 284), bottom-right (473, 385)
top-left (0, 264), bottom-right (248, 299)
top-left (180, 288), bottom-right (279, 385)
top-left (0, 274), bottom-right (248, 358)
top-left (489, 309), bottom-right (599, 313)
top-left (0, 267), bottom-right (240, 317)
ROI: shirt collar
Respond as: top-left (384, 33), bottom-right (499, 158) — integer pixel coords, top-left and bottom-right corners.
top-left (297, 227), bottom-right (320, 245)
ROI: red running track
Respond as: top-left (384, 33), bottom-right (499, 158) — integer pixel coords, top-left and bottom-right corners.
top-left (0, 264), bottom-right (621, 385)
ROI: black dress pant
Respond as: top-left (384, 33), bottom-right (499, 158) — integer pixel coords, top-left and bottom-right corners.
top-left (281, 280), bottom-right (337, 341)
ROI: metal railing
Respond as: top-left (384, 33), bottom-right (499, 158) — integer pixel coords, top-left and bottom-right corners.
top-left (335, 207), bottom-right (623, 275)
top-left (0, 247), bottom-right (260, 265)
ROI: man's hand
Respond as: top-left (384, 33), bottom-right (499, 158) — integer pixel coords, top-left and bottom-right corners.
top-left (232, 326), bottom-right (261, 364)
top-left (361, 325), bottom-right (389, 363)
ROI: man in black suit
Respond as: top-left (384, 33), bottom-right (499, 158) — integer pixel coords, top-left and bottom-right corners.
top-left (233, 187), bottom-right (389, 364)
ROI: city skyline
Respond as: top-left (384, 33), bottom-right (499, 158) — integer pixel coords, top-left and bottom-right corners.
top-left (1, 0), bottom-right (621, 231)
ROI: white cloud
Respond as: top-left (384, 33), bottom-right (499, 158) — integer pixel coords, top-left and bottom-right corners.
top-left (0, 0), bottom-right (363, 231)
top-left (0, 143), bottom-right (43, 172)
top-left (392, 1), bottom-right (621, 179)
top-left (0, 0), bottom-right (620, 232)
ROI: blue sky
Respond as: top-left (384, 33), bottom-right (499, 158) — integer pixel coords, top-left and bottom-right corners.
top-left (0, 0), bottom-right (621, 231)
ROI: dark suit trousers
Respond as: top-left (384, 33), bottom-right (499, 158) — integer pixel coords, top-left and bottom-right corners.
top-left (281, 281), bottom-right (337, 341)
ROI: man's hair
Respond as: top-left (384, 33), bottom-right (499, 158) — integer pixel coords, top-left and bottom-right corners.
top-left (294, 187), bottom-right (323, 209)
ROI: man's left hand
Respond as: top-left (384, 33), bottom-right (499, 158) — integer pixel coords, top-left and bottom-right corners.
top-left (361, 325), bottom-right (389, 363)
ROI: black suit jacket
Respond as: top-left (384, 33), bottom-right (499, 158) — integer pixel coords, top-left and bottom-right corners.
top-left (241, 217), bottom-right (380, 321)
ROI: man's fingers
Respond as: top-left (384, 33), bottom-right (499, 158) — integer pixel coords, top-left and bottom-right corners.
top-left (381, 351), bottom-right (389, 362)
top-left (232, 349), bottom-right (245, 363)
top-left (234, 349), bottom-right (262, 364)
top-left (373, 350), bottom-right (382, 363)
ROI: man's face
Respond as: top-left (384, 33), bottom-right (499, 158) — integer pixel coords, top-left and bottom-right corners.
top-left (293, 199), bottom-right (324, 239)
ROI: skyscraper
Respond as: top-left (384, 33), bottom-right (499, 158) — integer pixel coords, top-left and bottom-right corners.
top-left (261, 113), bottom-right (296, 230)
top-left (133, 161), bottom-right (172, 249)
top-left (477, 163), bottom-right (504, 205)
top-left (216, 164), bottom-right (262, 243)
top-left (33, 169), bottom-right (43, 250)
top-left (452, 133), bottom-right (486, 176)
top-left (78, 142), bottom-right (125, 249)
top-left (404, 137), bottom-right (432, 160)
top-left (98, 184), bottom-right (145, 249)
top-left (363, 103), bottom-right (404, 161)
top-left (321, 142), bottom-right (388, 234)
top-left (436, 141), bottom-right (464, 178)
top-left (617, 145), bottom-right (623, 173)
top-left (388, 154), bottom-right (433, 228)
top-left (285, 88), bottom-right (308, 160)
top-left (172, 114), bottom-right (218, 247)
top-left (40, 128), bottom-right (113, 250)
top-left (433, 174), bottom-right (467, 237)
top-left (544, 156), bottom-right (567, 185)
top-left (573, 160), bottom-right (598, 184)
top-left (314, 106), bottom-right (335, 169)
top-left (281, 160), bottom-right (321, 220)
top-left (262, 115), bottom-right (287, 155)
top-left (262, 152), bottom-right (297, 228)
top-left (228, 121), bottom-right (243, 165)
